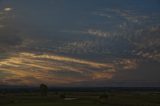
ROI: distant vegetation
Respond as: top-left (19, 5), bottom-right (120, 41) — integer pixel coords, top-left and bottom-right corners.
top-left (40, 84), bottom-right (48, 96)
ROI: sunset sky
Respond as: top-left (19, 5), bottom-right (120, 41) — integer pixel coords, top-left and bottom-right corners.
top-left (0, 0), bottom-right (160, 87)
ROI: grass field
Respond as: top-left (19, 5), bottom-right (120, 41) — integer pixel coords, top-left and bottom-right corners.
top-left (1, 91), bottom-right (160, 106)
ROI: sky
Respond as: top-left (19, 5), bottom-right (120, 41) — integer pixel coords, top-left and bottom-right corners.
top-left (0, 0), bottom-right (160, 87)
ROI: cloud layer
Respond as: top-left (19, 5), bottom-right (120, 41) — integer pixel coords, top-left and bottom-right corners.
top-left (0, 0), bottom-right (160, 86)
top-left (0, 52), bottom-right (138, 86)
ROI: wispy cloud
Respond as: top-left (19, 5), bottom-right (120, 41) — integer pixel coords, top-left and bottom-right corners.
top-left (0, 52), bottom-right (114, 85)
top-left (93, 8), bottom-right (150, 23)
top-left (0, 52), bottom-right (138, 86)
top-left (0, 1), bottom-right (159, 86)
top-left (62, 29), bottom-right (112, 38)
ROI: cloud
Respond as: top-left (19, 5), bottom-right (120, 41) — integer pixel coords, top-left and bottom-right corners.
top-left (87, 29), bottom-right (112, 38)
top-left (91, 71), bottom-right (114, 80)
top-left (0, 29), bottom-right (23, 52)
top-left (0, 52), bottom-right (138, 86)
top-left (133, 26), bottom-right (160, 62)
top-left (0, 6), bottom-right (22, 54)
top-left (114, 59), bottom-right (138, 70)
top-left (0, 52), bottom-right (114, 85)
top-left (93, 12), bottom-right (112, 18)
top-left (0, 1), bottom-right (159, 86)
top-left (4, 7), bottom-right (12, 12)
top-left (60, 12), bottom-right (160, 61)
top-left (62, 29), bottom-right (112, 38)
top-left (93, 8), bottom-right (150, 23)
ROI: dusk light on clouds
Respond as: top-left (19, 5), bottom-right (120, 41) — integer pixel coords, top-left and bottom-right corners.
top-left (0, 0), bottom-right (160, 87)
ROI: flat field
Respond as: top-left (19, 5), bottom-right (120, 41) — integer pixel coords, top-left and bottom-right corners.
top-left (0, 91), bottom-right (160, 106)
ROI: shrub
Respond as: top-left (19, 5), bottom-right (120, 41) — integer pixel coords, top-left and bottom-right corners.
top-left (59, 94), bottom-right (66, 99)
top-left (99, 94), bottom-right (109, 104)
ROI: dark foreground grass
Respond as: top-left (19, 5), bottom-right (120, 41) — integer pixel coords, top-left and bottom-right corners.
top-left (3, 102), bottom-right (160, 106)
top-left (1, 91), bottom-right (160, 106)
top-left (3, 102), bottom-right (106, 106)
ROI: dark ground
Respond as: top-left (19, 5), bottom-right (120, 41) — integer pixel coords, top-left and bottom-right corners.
top-left (0, 87), bottom-right (160, 106)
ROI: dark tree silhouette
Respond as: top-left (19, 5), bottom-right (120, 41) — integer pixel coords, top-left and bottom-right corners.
top-left (99, 94), bottom-right (108, 104)
top-left (40, 84), bottom-right (48, 96)
top-left (59, 94), bottom-right (66, 99)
